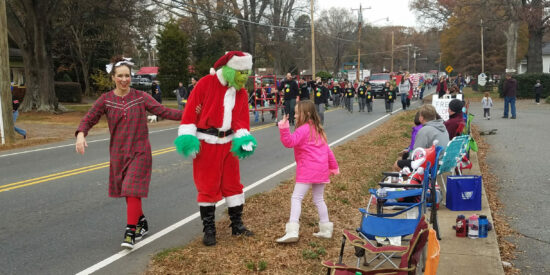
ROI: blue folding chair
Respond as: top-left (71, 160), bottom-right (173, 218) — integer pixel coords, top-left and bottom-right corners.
top-left (356, 163), bottom-right (432, 269)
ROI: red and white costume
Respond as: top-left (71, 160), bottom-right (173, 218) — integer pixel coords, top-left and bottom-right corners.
top-left (178, 52), bottom-right (252, 207)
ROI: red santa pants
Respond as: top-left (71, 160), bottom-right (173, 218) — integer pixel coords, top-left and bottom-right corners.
top-left (193, 140), bottom-right (244, 204)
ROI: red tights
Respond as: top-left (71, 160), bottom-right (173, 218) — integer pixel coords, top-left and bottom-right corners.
top-left (125, 197), bottom-right (143, 227)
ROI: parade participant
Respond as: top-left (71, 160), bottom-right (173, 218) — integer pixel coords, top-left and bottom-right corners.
top-left (357, 81), bottom-right (367, 112)
top-left (344, 83), bottom-right (355, 113)
top-left (399, 73), bottom-right (411, 110)
top-left (383, 81), bottom-right (396, 113)
top-left (366, 84), bottom-right (374, 113)
top-left (331, 83), bottom-right (341, 107)
top-left (279, 73), bottom-right (299, 125)
top-left (276, 101), bottom-right (339, 243)
top-left (313, 80), bottom-right (330, 125)
top-left (299, 78), bottom-right (310, 100)
top-left (75, 56), bottom-right (183, 249)
top-left (11, 95), bottom-right (27, 139)
top-left (437, 75), bottom-right (448, 98)
top-left (174, 51), bottom-right (257, 246)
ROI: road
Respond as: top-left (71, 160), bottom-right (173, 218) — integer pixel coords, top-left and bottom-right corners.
top-left (469, 99), bottom-right (550, 274)
top-left (0, 90), bottom-right (431, 275)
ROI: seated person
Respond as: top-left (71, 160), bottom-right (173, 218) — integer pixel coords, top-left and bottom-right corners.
top-left (444, 99), bottom-right (464, 140)
top-left (394, 104), bottom-right (449, 171)
top-left (399, 111), bottom-right (423, 160)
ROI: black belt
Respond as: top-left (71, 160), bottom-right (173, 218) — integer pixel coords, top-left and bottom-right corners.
top-left (197, 128), bottom-right (233, 138)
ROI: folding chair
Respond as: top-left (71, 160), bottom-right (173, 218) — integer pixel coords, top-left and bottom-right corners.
top-left (322, 216), bottom-right (429, 275)
top-left (437, 135), bottom-right (471, 205)
top-left (355, 164), bottom-right (432, 269)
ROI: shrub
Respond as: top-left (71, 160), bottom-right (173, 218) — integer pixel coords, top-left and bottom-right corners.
top-left (90, 69), bottom-right (113, 94)
top-left (545, 96), bottom-right (550, 104)
top-left (498, 73), bottom-right (550, 99)
top-left (55, 82), bottom-right (82, 103)
top-left (316, 71), bottom-right (332, 80)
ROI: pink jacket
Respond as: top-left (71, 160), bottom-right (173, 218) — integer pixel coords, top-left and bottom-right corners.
top-left (279, 121), bottom-right (339, 183)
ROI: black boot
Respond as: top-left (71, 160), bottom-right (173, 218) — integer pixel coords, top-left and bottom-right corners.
top-left (199, 206), bottom-right (216, 246)
top-left (228, 204), bottom-right (254, 236)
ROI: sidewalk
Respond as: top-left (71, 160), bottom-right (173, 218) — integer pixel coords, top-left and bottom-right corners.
top-left (437, 151), bottom-right (505, 274)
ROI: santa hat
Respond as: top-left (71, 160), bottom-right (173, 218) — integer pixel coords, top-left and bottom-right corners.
top-left (210, 51), bottom-right (253, 75)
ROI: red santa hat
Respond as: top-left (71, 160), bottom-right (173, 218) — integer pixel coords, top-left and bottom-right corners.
top-left (210, 51), bottom-right (253, 75)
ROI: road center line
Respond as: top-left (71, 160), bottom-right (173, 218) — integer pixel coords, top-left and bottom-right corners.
top-left (75, 110), bottom-right (399, 275)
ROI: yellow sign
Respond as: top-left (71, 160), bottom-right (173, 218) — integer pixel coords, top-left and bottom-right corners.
top-left (445, 65), bottom-right (454, 73)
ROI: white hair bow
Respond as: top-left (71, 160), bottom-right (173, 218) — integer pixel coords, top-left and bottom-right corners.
top-left (105, 57), bottom-right (134, 73)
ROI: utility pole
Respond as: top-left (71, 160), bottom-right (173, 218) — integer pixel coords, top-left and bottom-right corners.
top-left (0, 0), bottom-right (15, 145)
top-left (481, 19), bottom-right (485, 73)
top-left (391, 31), bottom-right (394, 72)
top-left (407, 46), bottom-right (410, 72)
top-left (310, 0), bottom-right (315, 87)
top-left (352, 4), bottom-right (370, 81)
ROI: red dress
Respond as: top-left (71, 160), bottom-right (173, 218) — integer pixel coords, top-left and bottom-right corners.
top-left (77, 89), bottom-right (183, 197)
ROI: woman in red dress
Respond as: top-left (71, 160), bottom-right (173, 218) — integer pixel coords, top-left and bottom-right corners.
top-left (75, 56), bottom-right (183, 249)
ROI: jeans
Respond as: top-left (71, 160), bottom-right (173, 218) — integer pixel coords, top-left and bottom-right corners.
top-left (254, 104), bottom-right (261, 122)
top-left (401, 93), bottom-right (407, 110)
top-left (385, 102), bottom-right (393, 113)
top-left (366, 101), bottom-right (373, 112)
top-left (536, 93), bottom-right (541, 103)
top-left (334, 95), bottom-right (340, 107)
top-left (284, 98), bottom-right (296, 124)
top-left (504, 96), bottom-right (516, 118)
top-left (483, 108), bottom-right (491, 118)
top-left (358, 97), bottom-right (366, 111)
top-left (420, 87), bottom-right (425, 99)
top-left (315, 103), bottom-right (325, 125)
top-left (13, 110), bottom-right (27, 137)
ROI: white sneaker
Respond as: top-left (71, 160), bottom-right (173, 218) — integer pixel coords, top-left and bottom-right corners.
top-left (313, 222), bottom-right (334, 239)
top-left (276, 222), bottom-right (299, 243)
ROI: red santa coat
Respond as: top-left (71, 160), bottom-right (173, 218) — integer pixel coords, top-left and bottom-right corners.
top-left (178, 69), bottom-right (251, 206)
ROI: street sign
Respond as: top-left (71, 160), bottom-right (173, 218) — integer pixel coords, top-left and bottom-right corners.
top-left (478, 73), bottom-right (487, 86)
top-left (445, 65), bottom-right (454, 74)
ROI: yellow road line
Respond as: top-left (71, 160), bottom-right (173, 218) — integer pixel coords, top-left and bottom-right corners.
top-left (1, 124), bottom-right (271, 193)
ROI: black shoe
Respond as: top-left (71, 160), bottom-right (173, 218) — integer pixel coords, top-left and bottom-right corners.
top-left (228, 204), bottom-right (254, 236)
top-left (121, 226), bottom-right (136, 249)
top-left (502, 116), bottom-right (508, 118)
top-left (199, 206), bottom-right (216, 246)
top-left (511, 116), bottom-right (516, 119)
top-left (135, 216), bottom-right (148, 240)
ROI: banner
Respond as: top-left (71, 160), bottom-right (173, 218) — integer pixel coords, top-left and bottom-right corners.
top-left (432, 94), bottom-right (462, 121)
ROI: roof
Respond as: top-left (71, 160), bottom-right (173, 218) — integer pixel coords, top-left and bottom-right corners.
top-left (136, 67), bottom-right (158, 75)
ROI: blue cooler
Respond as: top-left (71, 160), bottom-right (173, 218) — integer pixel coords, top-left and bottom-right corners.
top-left (446, 175), bottom-right (482, 211)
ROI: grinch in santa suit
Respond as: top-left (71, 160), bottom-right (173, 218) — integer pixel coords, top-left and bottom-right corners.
top-left (174, 51), bottom-right (257, 246)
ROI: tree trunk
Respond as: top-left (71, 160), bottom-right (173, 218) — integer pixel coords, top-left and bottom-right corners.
top-left (0, 0), bottom-right (15, 144)
top-left (504, 20), bottom-right (519, 73)
top-left (526, 25), bottom-right (544, 73)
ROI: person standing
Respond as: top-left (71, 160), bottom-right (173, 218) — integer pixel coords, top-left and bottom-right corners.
top-left (331, 83), bottom-right (341, 107)
top-left (481, 92), bottom-right (493, 119)
top-left (299, 78), bottom-right (310, 100)
top-left (313, 80), bottom-right (330, 125)
top-left (173, 81), bottom-right (187, 110)
top-left (399, 74), bottom-right (411, 110)
top-left (357, 81), bottom-right (367, 112)
top-left (151, 81), bottom-right (162, 103)
top-left (276, 101), bottom-right (339, 243)
top-left (383, 81), bottom-right (396, 114)
top-left (437, 75), bottom-right (448, 98)
top-left (455, 73), bottom-right (466, 93)
top-left (534, 79), bottom-right (543, 104)
top-left (75, 56), bottom-right (183, 249)
top-left (503, 73), bottom-right (517, 119)
top-left (11, 96), bottom-right (27, 139)
top-left (187, 76), bottom-right (197, 99)
top-left (279, 73), bottom-right (299, 125)
top-left (344, 83), bottom-right (355, 113)
top-left (365, 84), bottom-right (374, 113)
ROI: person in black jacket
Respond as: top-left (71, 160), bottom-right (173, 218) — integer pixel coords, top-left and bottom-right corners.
top-left (534, 79), bottom-right (543, 104)
top-left (173, 81), bottom-right (187, 110)
top-left (187, 76), bottom-right (197, 98)
top-left (331, 83), bottom-right (341, 107)
top-left (299, 78), bottom-right (310, 100)
top-left (383, 81), bottom-right (396, 114)
top-left (279, 73), bottom-right (299, 125)
top-left (365, 84), bottom-right (374, 113)
top-left (151, 81), bottom-right (162, 103)
top-left (357, 81), bottom-right (367, 112)
top-left (344, 83), bottom-right (355, 113)
top-left (313, 80), bottom-right (330, 125)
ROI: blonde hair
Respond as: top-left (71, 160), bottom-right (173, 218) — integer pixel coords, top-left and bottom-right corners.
top-left (295, 101), bottom-right (327, 143)
top-left (419, 104), bottom-right (438, 121)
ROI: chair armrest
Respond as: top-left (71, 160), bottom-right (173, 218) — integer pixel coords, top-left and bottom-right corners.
top-left (343, 230), bottom-right (408, 254)
top-left (382, 171), bottom-right (401, 177)
top-left (378, 183), bottom-right (422, 188)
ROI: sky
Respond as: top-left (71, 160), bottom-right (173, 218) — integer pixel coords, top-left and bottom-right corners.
top-left (317, 0), bottom-right (419, 28)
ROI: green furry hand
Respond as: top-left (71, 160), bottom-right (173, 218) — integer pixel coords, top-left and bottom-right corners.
top-left (174, 134), bottom-right (200, 158)
top-left (231, 134), bottom-right (257, 159)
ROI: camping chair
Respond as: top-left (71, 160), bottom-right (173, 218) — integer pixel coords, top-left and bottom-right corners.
top-left (437, 135), bottom-right (471, 205)
top-left (355, 164), bottom-right (432, 269)
top-left (322, 216), bottom-right (429, 275)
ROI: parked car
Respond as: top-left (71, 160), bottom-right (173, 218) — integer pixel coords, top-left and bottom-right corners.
top-left (131, 77), bottom-right (140, 86)
top-left (369, 73), bottom-right (391, 98)
top-left (139, 78), bottom-right (152, 87)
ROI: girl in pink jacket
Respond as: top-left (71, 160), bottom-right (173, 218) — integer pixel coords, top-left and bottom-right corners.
top-left (276, 100), bottom-right (340, 243)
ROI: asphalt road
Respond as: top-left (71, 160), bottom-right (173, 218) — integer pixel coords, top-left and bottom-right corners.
top-left (0, 89), bottom-right (432, 275)
top-left (469, 99), bottom-right (550, 274)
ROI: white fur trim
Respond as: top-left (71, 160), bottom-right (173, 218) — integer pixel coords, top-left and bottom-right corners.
top-left (196, 132), bottom-right (233, 144)
top-left (227, 53), bottom-right (253, 70)
top-left (216, 69), bottom-right (227, 86)
top-left (225, 193), bottom-right (245, 207)
top-left (234, 129), bottom-right (250, 138)
top-left (198, 202), bottom-right (216, 206)
top-left (220, 86), bottom-right (236, 131)
top-left (210, 68), bottom-right (216, 75)
top-left (178, 124), bottom-right (197, 136)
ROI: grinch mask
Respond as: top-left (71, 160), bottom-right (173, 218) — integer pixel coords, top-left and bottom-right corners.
top-left (222, 66), bottom-right (250, 89)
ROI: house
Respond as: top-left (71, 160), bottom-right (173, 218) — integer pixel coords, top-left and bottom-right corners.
top-left (517, 42), bottom-right (550, 74)
top-left (9, 48), bottom-right (26, 100)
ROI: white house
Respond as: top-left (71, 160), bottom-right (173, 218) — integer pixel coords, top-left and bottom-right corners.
top-left (517, 42), bottom-right (550, 74)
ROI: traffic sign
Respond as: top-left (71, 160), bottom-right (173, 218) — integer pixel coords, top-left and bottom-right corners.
top-left (445, 65), bottom-right (454, 74)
